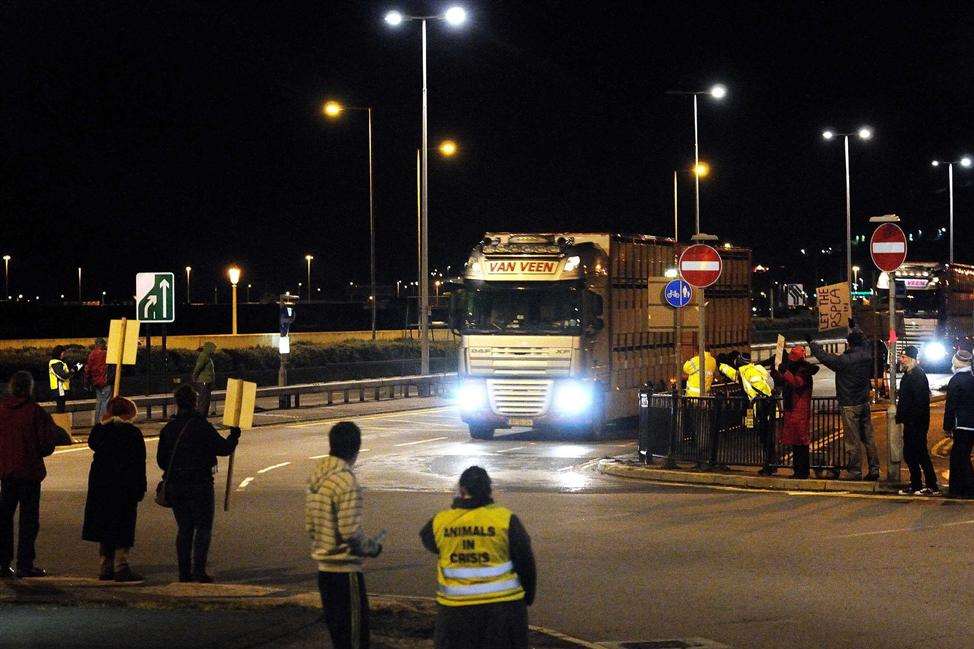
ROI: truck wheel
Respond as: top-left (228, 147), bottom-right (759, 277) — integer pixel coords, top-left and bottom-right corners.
top-left (469, 425), bottom-right (495, 440)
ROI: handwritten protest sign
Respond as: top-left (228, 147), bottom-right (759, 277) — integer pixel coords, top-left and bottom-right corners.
top-left (816, 282), bottom-right (851, 332)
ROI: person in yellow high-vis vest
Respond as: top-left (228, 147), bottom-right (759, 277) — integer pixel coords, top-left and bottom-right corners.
top-left (719, 352), bottom-right (777, 475)
top-left (682, 352), bottom-right (716, 397)
top-left (420, 466), bottom-right (536, 649)
top-left (48, 346), bottom-right (76, 414)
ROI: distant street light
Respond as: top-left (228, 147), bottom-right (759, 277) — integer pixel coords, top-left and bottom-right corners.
top-left (2, 255), bottom-right (10, 301)
top-left (78, 267), bottom-right (82, 303)
top-left (385, 4), bottom-right (469, 373)
top-left (438, 139), bottom-right (458, 157)
top-left (228, 266), bottom-right (241, 335)
top-left (247, 283), bottom-right (252, 303)
top-left (852, 265), bottom-right (860, 289)
top-left (692, 161), bottom-right (711, 178)
top-left (666, 83), bottom-right (727, 235)
top-left (323, 99), bottom-right (377, 339)
top-left (931, 155), bottom-right (972, 264)
top-left (822, 125), bottom-right (873, 292)
top-left (185, 266), bottom-right (192, 304)
top-left (305, 254), bottom-right (314, 302)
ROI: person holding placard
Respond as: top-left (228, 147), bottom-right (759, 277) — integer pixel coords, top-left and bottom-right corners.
top-left (157, 384), bottom-right (240, 582)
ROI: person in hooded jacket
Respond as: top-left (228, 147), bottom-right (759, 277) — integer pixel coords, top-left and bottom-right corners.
top-left (943, 349), bottom-right (974, 498)
top-left (82, 396), bottom-right (147, 581)
top-left (772, 346), bottom-right (819, 479)
top-left (192, 342), bottom-right (216, 417)
top-left (808, 329), bottom-right (879, 480)
top-left (0, 371), bottom-right (72, 579)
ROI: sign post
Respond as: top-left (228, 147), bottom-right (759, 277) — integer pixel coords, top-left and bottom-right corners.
top-left (106, 318), bottom-right (140, 398)
top-left (870, 216), bottom-right (907, 483)
top-left (664, 277), bottom-right (692, 396)
top-left (680, 238), bottom-right (722, 396)
top-left (222, 378), bottom-right (256, 511)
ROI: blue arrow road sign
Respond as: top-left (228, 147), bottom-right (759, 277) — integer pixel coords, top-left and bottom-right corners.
top-left (664, 279), bottom-right (693, 308)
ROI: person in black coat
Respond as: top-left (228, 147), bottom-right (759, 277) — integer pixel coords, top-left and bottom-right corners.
top-left (82, 396), bottom-right (147, 581)
top-left (895, 346), bottom-right (939, 496)
top-left (157, 384), bottom-right (240, 582)
top-left (944, 349), bottom-right (974, 498)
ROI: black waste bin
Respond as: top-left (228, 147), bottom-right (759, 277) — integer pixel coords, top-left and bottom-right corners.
top-left (638, 388), bottom-right (677, 464)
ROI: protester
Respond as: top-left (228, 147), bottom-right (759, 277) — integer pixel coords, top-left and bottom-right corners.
top-left (420, 466), bottom-right (536, 649)
top-left (192, 342), bottom-right (216, 417)
top-left (85, 338), bottom-right (111, 425)
top-left (943, 349), bottom-right (974, 499)
top-left (0, 371), bottom-right (72, 579)
top-left (772, 346), bottom-right (819, 479)
top-left (306, 421), bottom-right (383, 649)
top-left (157, 384), bottom-right (240, 582)
top-left (82, 396), bottom-right (147, 581)
top-left (894, 346), bottom-right (940, 495)
top-left (807, 330), bottom-right (880, 480)
top-left (49, 345), bottom-right (77, 414)
top-left (719, 352), bottom-right (776, 475)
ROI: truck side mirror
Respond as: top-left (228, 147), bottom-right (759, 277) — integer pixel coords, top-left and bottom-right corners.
top-left (584, 291), bottom-right (604, 335)
top-left (449, 289), bottom-right (466, 335)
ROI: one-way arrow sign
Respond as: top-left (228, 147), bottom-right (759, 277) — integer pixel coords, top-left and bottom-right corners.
top-left (136, 272), bottom-right (176, 323)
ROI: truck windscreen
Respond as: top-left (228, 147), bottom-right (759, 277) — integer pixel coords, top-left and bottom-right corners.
top-left (461, 283), bottom-right (581, 335)
top-left (900, 290), bottom-right (940, 315)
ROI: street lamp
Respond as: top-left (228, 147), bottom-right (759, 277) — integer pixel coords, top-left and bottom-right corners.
top-left (78, 267), bottom-right (82, 303)
top-left (438, 139), bottom-right (458, 157)
top-left (385, 4), bottom-right (468, 373)
top-left (2, 255), bottom-right (9, 300)
top-left (931, 155), bottom-right (972, 264)
top-left (185, 266), bottom-right (192, 304)
top-left (666, 83), bottom-right (727, 235)
top-left (852, 265), bottom-right (860, 290)
top-left (228, 266), bottom-right (241, 335)
top-left (822, 125), bottom-right (873, 292)
top-left (305, 254), bottom-right (314, 302)
top-left (247, 283), bottom-right (252, 303)
top-left (323, 99), bottom-right (377, 339)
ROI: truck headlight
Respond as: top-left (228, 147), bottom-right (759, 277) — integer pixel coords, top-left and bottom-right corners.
top-left (554, 380), bottom-right (594, 416)
top-left (457, 380), bottom-right (487, 412)
top-left (923, 341), bottom-right (947, 363)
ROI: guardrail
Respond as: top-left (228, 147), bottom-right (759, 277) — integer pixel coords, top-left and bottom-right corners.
top-left (45, 373), bottom-right (458, 422)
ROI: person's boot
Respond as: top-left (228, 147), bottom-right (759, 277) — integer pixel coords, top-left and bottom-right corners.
top-left (16, 566), bottom-right (47, 579)
top-left (113, 548), bottom-right (143, 582)
top-left (1, 565), bottom-right (15, 580)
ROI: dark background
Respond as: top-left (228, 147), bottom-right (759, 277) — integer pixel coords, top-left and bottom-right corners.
top-left (3, 1), bottom-right (973, 304)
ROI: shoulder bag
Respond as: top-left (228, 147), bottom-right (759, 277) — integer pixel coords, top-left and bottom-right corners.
top-left (155, 420), bottom-right (192, 507)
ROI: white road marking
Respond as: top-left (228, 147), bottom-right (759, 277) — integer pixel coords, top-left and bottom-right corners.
top-left (557, 465), bottom-right (575, 472)
top-left (238, 477), bottom-right (254, 489)
top-left (257, 462), bottom-right (291, 474)
top-left (394, 436), bottom-right (449, 447)
top-left (308, 449), bottom-right (370, 459)
top-left (284, 407), bottom-right (451, 429)
top-left (52, 437), bottom-right (158, 455)
top-left (496, 446), bottom-right (526, 453)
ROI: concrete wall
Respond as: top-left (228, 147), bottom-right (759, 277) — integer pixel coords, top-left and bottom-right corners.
top-left (0, 329), bottom-right (457, 351)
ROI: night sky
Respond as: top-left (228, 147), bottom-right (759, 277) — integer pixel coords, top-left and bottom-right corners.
top-left (3, 1), bottom-right (974, 302)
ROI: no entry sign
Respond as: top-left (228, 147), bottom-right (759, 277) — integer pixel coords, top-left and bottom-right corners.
top-left (870, 223), bottom-right (907, 272)
top-left (679, 244), bottom-right (722, 288)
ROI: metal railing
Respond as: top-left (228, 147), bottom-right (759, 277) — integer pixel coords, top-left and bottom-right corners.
top-left (46, 373), bottom-right (458, 422)
top-left (639, 390), bottom-right (848, 477)
top-left (750, 338), bottom-right (846, 364)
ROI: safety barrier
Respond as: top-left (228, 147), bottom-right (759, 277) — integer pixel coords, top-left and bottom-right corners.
top-left (47, 373), bottom-right (458, 422)
top-left (638, 389), bottom-right (848, 477)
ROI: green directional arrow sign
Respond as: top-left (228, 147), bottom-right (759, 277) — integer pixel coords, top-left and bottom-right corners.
top-left (136, 272), bottom-right (176, 323)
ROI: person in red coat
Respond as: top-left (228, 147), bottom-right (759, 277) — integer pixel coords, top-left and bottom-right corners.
top-left (773, 346), bottom-right (819, 479)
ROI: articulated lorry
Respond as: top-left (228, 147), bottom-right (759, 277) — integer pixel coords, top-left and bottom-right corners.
top-left (450, 232), bottom-right (751, 439)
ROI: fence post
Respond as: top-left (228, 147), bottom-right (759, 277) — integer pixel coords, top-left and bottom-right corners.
top-left (709, 394), bottom-right (722, 469)
top-left (664, 388), bottom-right (678, 469)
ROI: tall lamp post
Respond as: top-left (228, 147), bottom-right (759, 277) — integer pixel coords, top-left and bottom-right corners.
top-left (305, 254), bottom-right (314, 302)
top-left (185, 266), bottom-right (192, 304)
top-left (931, 156), bottom-right (972, 264)
top-left (822, 126), bottom-right (873, 292)
top-left (323, 100), bottom-right (377, 339)
top-left (666, 84), bottom-right (726, 234)
top-left (228, 266), bottom-right (241, 335)
top-left (2, 255), bottom-right (10, 300)
top-left (78, 267), bottom-right (83, 303)
top-left (385, 4), bottom-right (468, 373)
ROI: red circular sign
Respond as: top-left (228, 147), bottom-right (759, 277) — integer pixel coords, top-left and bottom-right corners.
top-left (870, 223), bottom-right (907, 272)
top-left (679, 244), bottom-right (722, 288)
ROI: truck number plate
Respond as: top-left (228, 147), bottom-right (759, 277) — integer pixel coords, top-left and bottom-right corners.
top-left (509, 418), bottom-right (533, 427)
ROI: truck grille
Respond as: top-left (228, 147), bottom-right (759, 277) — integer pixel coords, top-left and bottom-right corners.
top-left (487, 379), bottom-right (553, 416)
top-left (468, 347), bottom-right (571, 376)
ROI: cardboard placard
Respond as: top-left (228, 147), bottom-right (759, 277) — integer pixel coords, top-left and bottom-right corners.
top-left (223, 378), bottom-right (257, 429)
top-left (816, 282), bottom-right (851, 332)
top-left (774, 334), bottom-right (786, 368)
top-left (106, 319), bottom-right (141, 365)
